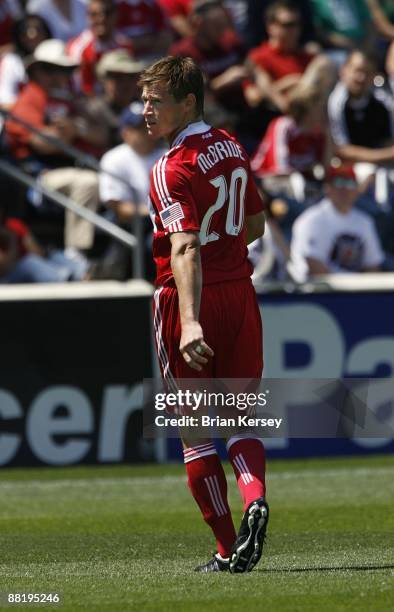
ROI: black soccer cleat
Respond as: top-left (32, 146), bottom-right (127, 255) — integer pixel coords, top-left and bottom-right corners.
top-left (194, 553), bottom-right (230, 573)
top-left (229, 497), bottom-right (269, 573)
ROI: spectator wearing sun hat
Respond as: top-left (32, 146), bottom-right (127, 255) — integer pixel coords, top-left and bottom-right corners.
top-left (5, 39), bottom-right (102, 252)
top-left (83, 49), bottom-right (148, 149)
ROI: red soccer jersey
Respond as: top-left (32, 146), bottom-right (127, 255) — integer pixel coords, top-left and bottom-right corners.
top-left (251, 116), bottom-right (325, 177)
top-left (67, 30), bottom-right (134, 95)
top-left (149, 121), bottom-right (264, 287)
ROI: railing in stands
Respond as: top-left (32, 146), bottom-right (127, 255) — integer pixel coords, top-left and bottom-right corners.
top-left (0, 109), bottom-right (145, 279)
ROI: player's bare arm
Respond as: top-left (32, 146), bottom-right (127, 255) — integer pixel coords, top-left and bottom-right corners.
top-left (107, 199), bottom-right (149, 224)
top-left (170, 231), bottom-right (214, 371)
top-left (245, 211), bottom-right (266, 245)
top-left (336, 143), bottom-right (394, 164)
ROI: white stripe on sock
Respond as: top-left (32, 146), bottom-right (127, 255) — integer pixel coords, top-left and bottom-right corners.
top-left (183, 443), bottom-right (216, 455)
top-left (233, 455), bottom-right (250, 484)
top-left (238, 453), bottom-right (254, 483)
top-left (183, 449), bottom-right (217, 464)
top-left (204, 477), bottom-right (222, 517)
top-left (212, 475), bottom-right (227, 515)
top-left (209, 476), bottom-right (225, 516)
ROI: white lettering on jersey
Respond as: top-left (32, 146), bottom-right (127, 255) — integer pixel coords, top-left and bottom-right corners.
top-left (197, 139), bottom-right (246, 174)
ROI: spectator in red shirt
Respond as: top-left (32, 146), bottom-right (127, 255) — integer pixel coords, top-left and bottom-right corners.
top-left (5, 39), bottom-right (102, 252)
top-left (115, 0), bottom-right (172, 59)
top-left (159, 0), bottom-right (192, 38)
top-left (67, 0), bottom-right (134, 95)
top-left (246, 0), bottom-right (334, 113)
top-left (159, 0), bottom-right (250, 42)
top-left (169, 1), bottom-right (249, 115)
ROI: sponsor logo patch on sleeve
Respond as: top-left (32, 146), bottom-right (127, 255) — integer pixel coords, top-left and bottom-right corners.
top-left (159, 202), bottom-right (185, 228)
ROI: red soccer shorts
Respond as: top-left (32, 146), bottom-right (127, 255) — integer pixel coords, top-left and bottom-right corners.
top-left (153, 278), bottom-right (263, 384)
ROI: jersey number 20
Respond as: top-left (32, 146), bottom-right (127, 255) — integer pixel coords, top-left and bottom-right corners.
top-left (199, 167), bottom-right (247, 245)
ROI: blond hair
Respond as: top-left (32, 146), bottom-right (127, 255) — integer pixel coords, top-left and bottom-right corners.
top-left (286, 87), bottom-right (322, 123)
top-left (138, 56), bottom-right (204, 116)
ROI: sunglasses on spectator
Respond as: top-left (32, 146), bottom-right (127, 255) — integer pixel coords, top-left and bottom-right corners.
top-left (272, 19), bottom-right (300, 28)
top-left (329, 178), bottom-right (357, 189)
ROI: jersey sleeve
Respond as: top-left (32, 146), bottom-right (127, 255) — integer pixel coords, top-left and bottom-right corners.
top-left (328, 85), bottom-right (350, 147)
top-left (151, 154), bottom-right (200, 234)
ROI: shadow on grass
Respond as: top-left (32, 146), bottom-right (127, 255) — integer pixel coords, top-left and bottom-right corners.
top-left (259, 564), bottom-right (394, 573)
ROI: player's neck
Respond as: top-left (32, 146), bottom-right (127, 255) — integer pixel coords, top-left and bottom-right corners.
top-left (167, 116), bottom-right (203, 146)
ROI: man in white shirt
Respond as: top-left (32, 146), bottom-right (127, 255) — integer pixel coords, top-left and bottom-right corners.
top-left (99, 100), bottom-right (166, 223)
top-left (97, 100), bottom-right (166, 278)
top-left (289, 164), bottom-right (384, 282)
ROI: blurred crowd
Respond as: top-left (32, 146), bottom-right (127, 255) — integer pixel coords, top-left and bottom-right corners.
top-left (1, 0), bottom-right (394, 284)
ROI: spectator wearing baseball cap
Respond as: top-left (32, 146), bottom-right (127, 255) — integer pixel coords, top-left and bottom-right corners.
top-left (97, 101), bottom-right (166, 279)
top-left (100, 101), bottom-right (166, 226)
top-left (289, 161), bottom-right (384, 282)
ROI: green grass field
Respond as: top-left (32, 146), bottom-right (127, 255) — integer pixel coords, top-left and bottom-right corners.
top-left (0, 454), bottom-right (393, 611)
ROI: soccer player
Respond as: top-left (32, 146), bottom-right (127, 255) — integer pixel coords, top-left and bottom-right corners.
top-left (139, 56), bottom-right (269, 573)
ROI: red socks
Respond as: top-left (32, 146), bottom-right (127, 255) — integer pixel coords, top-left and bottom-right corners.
top-left (184, 443), bottom-right (236, 558)
top-left (183, 437), bottom-right (266, 555)
top-left (227, 436), bottom-right (266, 510)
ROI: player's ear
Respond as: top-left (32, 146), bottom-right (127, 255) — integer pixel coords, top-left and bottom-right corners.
top-left (184, 93), bottom-right (197, 113)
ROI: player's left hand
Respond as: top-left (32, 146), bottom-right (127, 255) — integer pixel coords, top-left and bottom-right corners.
top-left (180, 322), bottom-right (214, 372)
